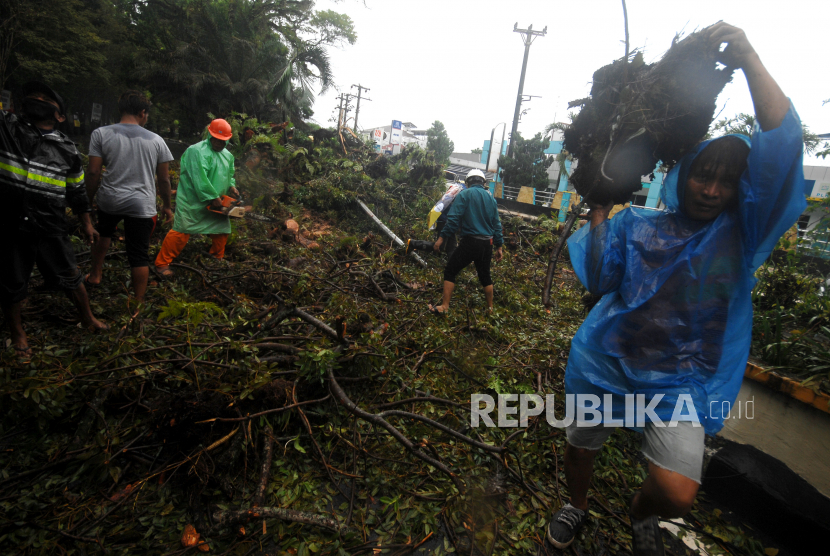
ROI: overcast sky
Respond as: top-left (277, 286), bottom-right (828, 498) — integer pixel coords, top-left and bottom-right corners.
top-left (312, 0), bottom-right (830, 164)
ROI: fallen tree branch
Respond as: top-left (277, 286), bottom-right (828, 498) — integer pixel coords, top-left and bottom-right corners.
top-left (253, 425), bottom-right (274, 507)
top-left (377, 410), bottom-right (503, 453)
top-left (372, 396), bottom-right (466, 410)
top-left (292, 385), bottom-right (352, 499)
top-left (542, 202), bottom-right (583, 307)
top-left (199, 393), bottom-right (331, 423)
top-left (356, 199), bottom-right (427, 268)
top-left (291, 307), bottom-right (343, 343)
top-left (170, 262), bottom-right (235, 302)
top-left (211, 506), bottom-right (350, 533)
top-left (251, 343), bottom-right (299, 354)
top-left (327, 361), bottom-right (465, 492)
top-left (350, 269), bottom-right (393, 301)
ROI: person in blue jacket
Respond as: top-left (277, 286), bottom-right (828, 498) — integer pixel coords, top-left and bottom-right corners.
top-left (429, 169), bottom-right (504, 314)
top-left (546, 23), bottom-right (807, 556)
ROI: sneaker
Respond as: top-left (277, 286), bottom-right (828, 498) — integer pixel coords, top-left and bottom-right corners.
top-left (630, 515), bottom-right (665, 556)
top-left (546, 503), bottom-right (586, 549)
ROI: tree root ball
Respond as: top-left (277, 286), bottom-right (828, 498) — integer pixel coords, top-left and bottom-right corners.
top-left (563, 25), bottom-right (735, 206)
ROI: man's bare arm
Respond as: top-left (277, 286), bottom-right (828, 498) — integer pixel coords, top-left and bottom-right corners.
top-left (589, 202), bottom-right (614, 229)
top-left (156, 162), bottom-right (174, 224)
top-left (708, 22), bottom-right (789, 132)
top-left (86, 156), bottom-right (104, 203)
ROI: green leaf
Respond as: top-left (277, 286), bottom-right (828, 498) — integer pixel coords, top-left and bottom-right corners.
top-left (293, 436), bottom-right (306, 454)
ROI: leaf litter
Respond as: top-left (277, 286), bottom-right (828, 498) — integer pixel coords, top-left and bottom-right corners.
top-left (0, 121), bottom-right (773, 555)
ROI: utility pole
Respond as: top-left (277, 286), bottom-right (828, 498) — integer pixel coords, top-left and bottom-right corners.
top-left (336, 94), bottom-right (345, 131)
top-left (342, 93), bottom-right (355, 130)
top-left (335, 93), bottom-right (355, 130)
top-left (351, 84), bottom-right (371, 131)
top-left (507, 23), bottom-right (547, 158)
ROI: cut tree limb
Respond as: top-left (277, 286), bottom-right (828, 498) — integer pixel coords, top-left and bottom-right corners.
top-left (211, 507), bottom-right (350, 533)
top-left (356, 199), bottom-right (427, 268)
top-left (542, 202), bottom-right (583, 307)
top-left (253, 426), bottom-right (274, 507)
top-left (327, 364), bottom-right (465, 492)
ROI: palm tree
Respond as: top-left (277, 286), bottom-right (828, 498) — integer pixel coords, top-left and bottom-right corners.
top-left (137, 0), bottom-right (342, 126)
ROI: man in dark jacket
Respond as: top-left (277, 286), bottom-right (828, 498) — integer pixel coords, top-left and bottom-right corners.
top-left (429, 169), bottom-right (504, 314)
top-left (0, 82), bottom-right (106, 360)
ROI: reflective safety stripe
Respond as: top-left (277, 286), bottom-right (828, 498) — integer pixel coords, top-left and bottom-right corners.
top-left (66, 172), bottom-right (84, 184)
top-left (0, 160), bottom-right (67, 188)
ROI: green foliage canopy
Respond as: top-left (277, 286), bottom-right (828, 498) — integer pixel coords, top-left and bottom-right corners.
top-left (0, 0), bottom-right (355, 135)
top-left (426, 120), bottom-right (454, 164)
top-left (497, 132), bottom-right (554, 189)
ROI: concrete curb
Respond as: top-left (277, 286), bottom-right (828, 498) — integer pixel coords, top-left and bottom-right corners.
top-left (744, 359), bottom-right (830, 414)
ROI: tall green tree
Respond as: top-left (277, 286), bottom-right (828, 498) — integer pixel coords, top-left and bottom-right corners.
top-left (498, 132), bottom-right (554, 189)
top-left (136, 0), bottom-right (355, 131)
top-left (426, 120), bottom-right (454, 164)
top-left (0, 0), bottom-right (110, 97)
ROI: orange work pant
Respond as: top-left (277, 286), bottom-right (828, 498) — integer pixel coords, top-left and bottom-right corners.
top-left (155, 230), bottom-right (228, 267)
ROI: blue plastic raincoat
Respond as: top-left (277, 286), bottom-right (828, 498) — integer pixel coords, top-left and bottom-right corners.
top-left (565, 102), bottom-right (807, 434)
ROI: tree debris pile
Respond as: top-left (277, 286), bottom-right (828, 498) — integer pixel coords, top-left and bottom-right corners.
top-left (564, 25), bottom-right (735, 206)
top-left (0, 126), bottom-right (774, 555)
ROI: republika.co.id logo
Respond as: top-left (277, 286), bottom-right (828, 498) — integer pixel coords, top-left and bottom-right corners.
top-left (469, 393), bottom-right (754, 428)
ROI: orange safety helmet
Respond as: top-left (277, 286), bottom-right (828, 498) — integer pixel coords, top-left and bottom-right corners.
top-left (208, 118), bottom-right (233, 140)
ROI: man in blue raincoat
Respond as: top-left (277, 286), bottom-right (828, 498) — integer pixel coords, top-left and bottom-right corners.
top-left (546, 23), bottom-right (807, 556)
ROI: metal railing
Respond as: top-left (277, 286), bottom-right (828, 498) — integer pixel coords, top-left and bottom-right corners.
top-left (534, 189), bottom-right (557, 206)
top-left (500, 185), bottom-right (521, 201)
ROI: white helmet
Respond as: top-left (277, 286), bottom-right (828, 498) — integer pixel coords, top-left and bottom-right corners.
top-left (465, 169), bottom-right (486, 185)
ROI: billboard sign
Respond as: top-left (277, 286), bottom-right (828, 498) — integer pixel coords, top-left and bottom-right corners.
top-left (390, 120), bottom-right (402, 145)
top-left (91, 103), bottom-right (103, 122)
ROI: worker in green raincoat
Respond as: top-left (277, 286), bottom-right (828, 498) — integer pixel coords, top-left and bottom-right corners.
top-left (155, 119), bottom-right (238, 276)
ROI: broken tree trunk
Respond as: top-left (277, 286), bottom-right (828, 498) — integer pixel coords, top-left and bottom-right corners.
top-left (542, 201), bottom-right (584, 307)
top-left (356, 199), bottom-right (427, 268)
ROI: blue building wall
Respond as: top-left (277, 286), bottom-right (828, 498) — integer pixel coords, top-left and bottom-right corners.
top-left (544, 140), bottom-right (564, 155)
top-left (645, 171), bottom-right (664, 208)
top-left (558, 160), bottom-right (572, 192)
top-left (481, 140), bottom-right (509, 166)
top-left (480, 136), bottom-right (664, 208)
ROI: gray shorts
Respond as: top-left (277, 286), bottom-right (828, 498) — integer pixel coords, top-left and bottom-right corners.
top-left (565, 421), bottom-right (705, 483)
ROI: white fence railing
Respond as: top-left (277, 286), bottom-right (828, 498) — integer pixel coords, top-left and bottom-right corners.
top-left (501, 185), bottom-right (521, 201)
top-left (534, 189), bottom-right (557, 206)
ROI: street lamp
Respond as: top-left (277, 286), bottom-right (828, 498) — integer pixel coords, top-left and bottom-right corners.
top-left (487, 122), bottom-right (507, 174)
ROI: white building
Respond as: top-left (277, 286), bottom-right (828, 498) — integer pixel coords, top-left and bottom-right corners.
top-left (362, 121), bottom-right (428, 152)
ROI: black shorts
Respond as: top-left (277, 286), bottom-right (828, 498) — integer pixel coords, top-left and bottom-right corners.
top-left (443, 236), bottom-right (493, 287)
top-left (96, 210), bottom-right (157, 268)
top-left (0, 233), bottom-right (82, 305)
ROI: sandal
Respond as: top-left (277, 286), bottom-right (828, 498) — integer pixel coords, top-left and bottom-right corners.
top-left (13, 345), bottom-right (32, 364)
top-left (155, 266), bottom-right (174, 279)
top-left (83, 321), bottom-right (110, 333)
top-left (428, 304), bottom-right (447, 317)
top-left (83, 274), bottom-right (100, 289)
